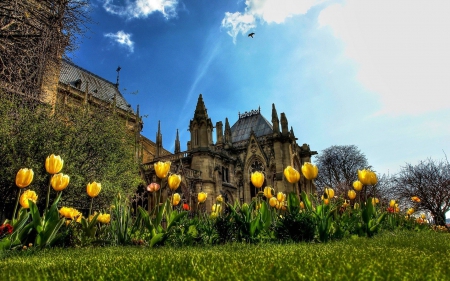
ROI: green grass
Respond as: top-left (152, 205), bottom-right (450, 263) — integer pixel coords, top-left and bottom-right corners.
top-left (1, 231), bottom-right (449, 281)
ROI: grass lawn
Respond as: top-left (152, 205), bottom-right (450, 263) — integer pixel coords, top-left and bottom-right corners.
top-left (1, 231), bottom-right (449, 281)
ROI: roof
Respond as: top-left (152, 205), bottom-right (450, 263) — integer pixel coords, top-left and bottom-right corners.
top-left (59, 60), bottom-right (134, 114)
top-left (230, 111), bottom-right (273, 143)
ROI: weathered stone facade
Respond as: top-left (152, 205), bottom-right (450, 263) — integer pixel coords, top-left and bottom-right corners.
top-left (143, 94), bottom-right (317, 212)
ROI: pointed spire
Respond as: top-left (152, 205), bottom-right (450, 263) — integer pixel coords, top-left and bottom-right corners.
top-left (194, 94), bottom-right (208, 120)
top-left (216, 121), bottom-right (223, 145)
top-left (280, 113), bottom-right (289, 136)
top-left (175, 129), bottom-right (180, 154)
top-left (272, 103), bottom-right (280, 134)
top-left (290, 126), bottom-right (295, 139)
top-left (156, 120), bottom-right (162, 157)
top-left (224, 117), bottom-right (231, 145)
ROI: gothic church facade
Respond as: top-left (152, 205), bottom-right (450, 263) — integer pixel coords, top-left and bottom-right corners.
top-left (143, 94), bottom-right (317, 211)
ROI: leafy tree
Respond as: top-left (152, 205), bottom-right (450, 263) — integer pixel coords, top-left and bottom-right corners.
top-left (0, 93), bottom-right (143, 221)
top-left (391, 158), bottom-right (450, 226)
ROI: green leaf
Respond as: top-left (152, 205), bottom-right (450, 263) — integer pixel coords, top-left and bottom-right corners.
top-left (287, 192), bottom-right (300, 214)
top-left (149, 233), bottom-right (164, 247)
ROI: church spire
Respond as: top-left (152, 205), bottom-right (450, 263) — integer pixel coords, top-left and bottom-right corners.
top-left (194, 94), bottom-right (208, 120)
top-left (280, 113), bottom-right (289, 136)
top-left (175, 129), bottom-right (180, 154)
top-left (224, 117), bottom-right (232, 147)
top-left (272, 103), bottom-right (280, 134)
top-left (156, 120), bottom-right (162, 157)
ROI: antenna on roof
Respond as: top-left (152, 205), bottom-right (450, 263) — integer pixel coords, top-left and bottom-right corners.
top-left (116, 66), bottom-right (121, 88)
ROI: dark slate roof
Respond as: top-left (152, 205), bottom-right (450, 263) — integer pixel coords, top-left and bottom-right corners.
top-left (59, 60), bottom-right (134, 114)
top-left (230, 112), bottom-right (273, 143)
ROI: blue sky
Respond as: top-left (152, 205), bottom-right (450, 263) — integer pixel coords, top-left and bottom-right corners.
top-left (69, 0), bottom-right (450, 177)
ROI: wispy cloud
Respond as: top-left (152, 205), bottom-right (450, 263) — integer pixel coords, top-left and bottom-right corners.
top-left (103, 0), bottom-right (178, 20)
top-left (318, 0), bottom-right (450, 115)
top-left (222, 0), bottom-right (323, 43)
top-left (104, 31), bottom-right (135, 52)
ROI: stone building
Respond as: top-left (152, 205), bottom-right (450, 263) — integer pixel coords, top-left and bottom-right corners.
top-left (142, 94), bottom-right (317, 211)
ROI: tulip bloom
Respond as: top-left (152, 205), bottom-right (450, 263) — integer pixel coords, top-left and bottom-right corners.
top-left (154, 161), bottom-right (171, 179)
top-left (300, 201), bottom-right (305, 209)
top-left (389, 199), bottom-right (396, 208)
top-left (147, 182), bottom-right (160, 193)
top-left (407, 208), bottom-right (415, 216)
top-left (284, 166), bottom-right (301, 183)
top-left (269, 197), bottom-right (277, 208)
top-left (348, 190), bottom-right (356, 200)
top-left (358, 169), bottom-right (377, 185)
top-left (216, 195), bottom-right (223, 203)
top-left (198, 192), bottom-right (207, 203)
top-left (263, 186), bottom-right (274, 199)
top-left (342, 200), bottom-right (349, 208)
top-left (324, 188), bottom-right (334, 199)
top-left (97, 213), bottom-right (111, 224)
top-left (212, 203), bottom-right (222, 213)
top-left (45, 154), bottom-right (64, 174)
top-left (301, 162), bottom-right (318, 180)
top-left (59, 207), bottom-right (81, 219)
top-left (171, 193), bottom-right (181, 206)
top-left (251, 171), bottom-right (264, 188)
top-left (372, 198), bottom-right (379, 205)
top-left (50, 173), bottom-right (70, 191)
top-left (183, 203), bottom-right (190, 211)
top-left (168, 174), bottom-right (182, 191)
top-left (276, 192), bottom-right (286, 202)
top-left (87, 182), bottom-right (101, 198)
top-left (16, 168), bottom-right (34, 188)
top-left (411, 196), bottom-right (420, 203)
top-left (19, 190), bottom-right (38, 208)
top-left (352, 180), bottom-right (363, 191)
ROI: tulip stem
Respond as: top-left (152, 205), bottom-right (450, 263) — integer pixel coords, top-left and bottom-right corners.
top-left (12, 189), bottom-right (22, 220)
top-left (89, 197), bottom-right (94, 217)
top-left (45, 175), bottom-right (53, 214)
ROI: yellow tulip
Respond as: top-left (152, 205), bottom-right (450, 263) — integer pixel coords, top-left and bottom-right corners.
top-left (212, 203), bottom-right (222, 213)
top-left (301, 162), bottom-right (318, 180)
top-left (420, 213), bottom-right (426, 219)
top-left (276, 192), bottom-right (286, 202)
top-left (269, 197), bottom-right (278, 208)
top-left (50, 173), bottom-right (70, 191)
top-left (19, 190), bottom-right (38, 208)
top-left (300, 201), bottom-right (305, 209)
top-left (154, 161), bottom-right (171, 179)
top-left (389, 200), bottom-right (396, 208)
top-left (354, 203), bottom-right (360, 210)
top-left (284, 166), bottom-right (301, 183)
top-left (251, 171), bottom-right (265, 188)
top-left (324, 187), bottom-right (334, 199)
top-left (210, 212), bottom-right (218, 219)
top-left (323, 198), bottom-right (329, 205)
top-left (358, 169), bottom-right (377, 185)
top-left (171, 193), bottom-right (181, 206)
top-left (348, 190), bottom-right (356, 200)
top-left (97, 213), bottom-right (111, 224)
top-left (411, 196), bottom-right (420, 203)
top-left (407, 208), bottom-right (414, 216)
top-left (87, 182), bottom-right (101, 198)
top-left (198, 192), bottom-right (207, 203)
top-left (15, 168), bottom-right (34, 188)
top-left (45, 154), bottom-right (64, 174)
top-left (216, 195), bottom-right (223, 203)
top-left (59, 207), bottom-right (80, 219)
top-left (372, 198), bottom-right (379, 205)
top-left (168, 174), bottom-right (182, 191)
top-left (263, 186), bottom-right (274, 199)
top-left (352, 180), bottom-right (363, 191)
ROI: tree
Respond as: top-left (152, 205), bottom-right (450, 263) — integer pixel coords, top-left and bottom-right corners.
top-left (0, 93), bottom-right (143, 221)
top-left (315, 145), bottom-right (370, 197)
top-left (392, 159), bottom-right (450, 226)
top-left (0, 0), bottom-right (90, 98)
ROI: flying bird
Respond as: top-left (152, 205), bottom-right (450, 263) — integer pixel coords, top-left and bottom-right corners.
top-left (248, 32), bottom-right (255, 38)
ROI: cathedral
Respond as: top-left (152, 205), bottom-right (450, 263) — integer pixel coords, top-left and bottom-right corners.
top-left (142, 94), bottom-right (317, 211)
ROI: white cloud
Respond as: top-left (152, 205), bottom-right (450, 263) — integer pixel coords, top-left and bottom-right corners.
top-left (104, 31), bottom-right (135, 52)
top-left (103, 0), bottom-right (178, 19)
top-left (221, 0), bottom-right (323, 42)
top-left (318, 0), bottom-right (450, 115)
